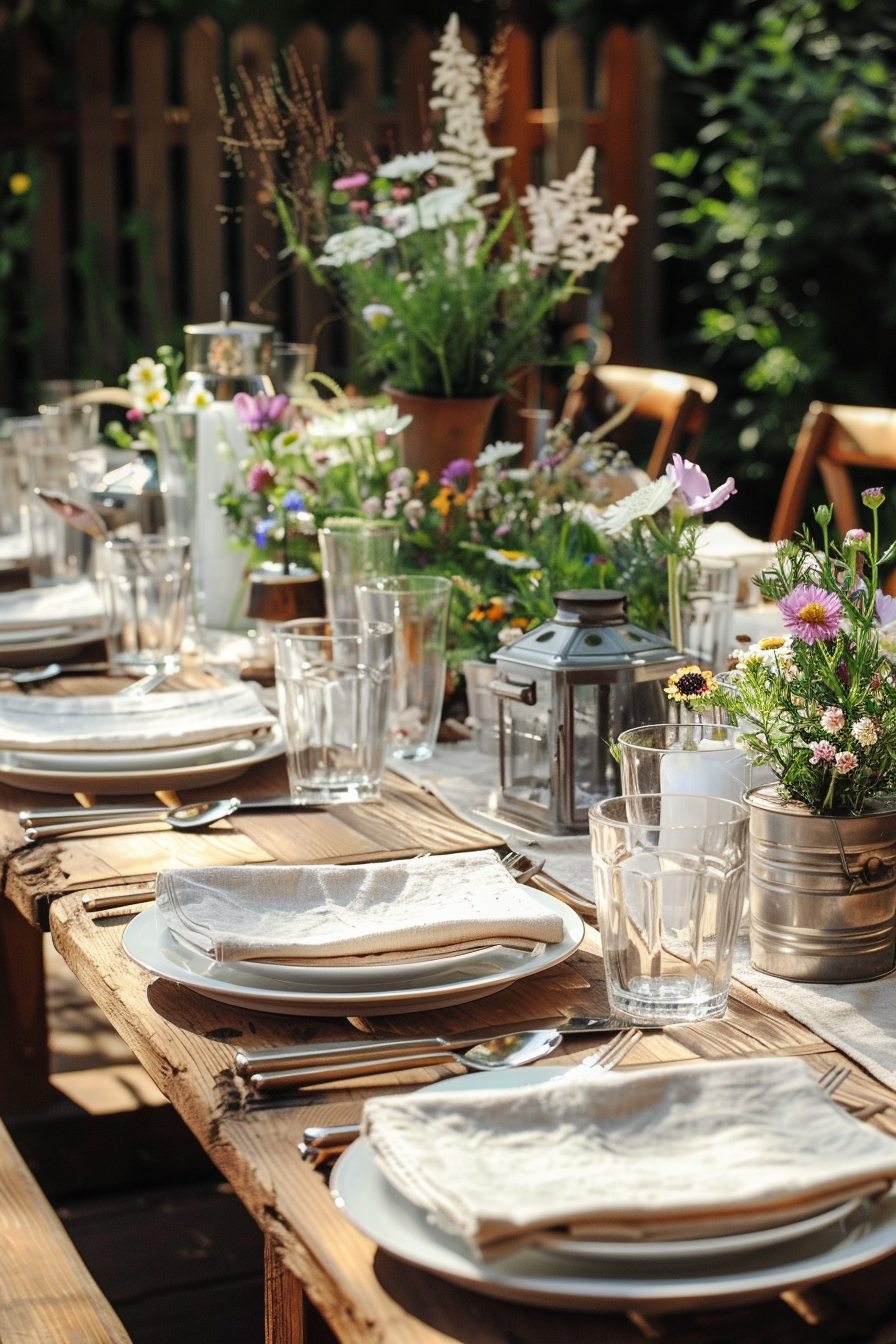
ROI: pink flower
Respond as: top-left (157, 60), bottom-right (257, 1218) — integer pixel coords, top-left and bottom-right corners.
top-left (349, 199), bottom-right (370, 218)
top-left (360, 496), bottom-right (383, 517)
top-left (778, 584), bottom-right (842, 644)
top-left (391, 185), bottom-right (413, 202)
top-left (820, 705), bottom-right (845, 734)
top-left (809, 740), bottom-right (836, 764)
top-left (665, 454), bottom-right (736, 514)
top-left (126, 407), bottom-right (144, 422)
top-left (875, 590), bottom-right (896, 626)
top-left (403, 499), bottom-right (425, 529)
top-left (234, 392), bottom-right (290, 432)
top-left (844, 528), bottom-right (870, 546)
top-left (835, 751), bottom-right (859, 774)
top-left (333, 172), bottom-right (370, 191)
top-left (246, 462), bottom-right (276, 494)
top-left (495, 523), bottom-right (511, 537)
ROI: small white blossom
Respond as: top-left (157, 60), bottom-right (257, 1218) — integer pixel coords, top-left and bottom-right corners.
top-left (485, 549), bottom-right (540, 570)
top-left (498, 625), bottom-right (525, 645)
top-left (184, 384), bottom-right (214, 409)
top-left (597, 475), bottom-right (676, 536)
top-left (521, 148), bottom-right (637, 276)
top-left (852, 716), bottom-right (879, 747)
top-left (317, 226), bottom-right (396, 267)
top-left (476, 440), bottom-right (523, 469)
top-left (377, 151), bottom-right (439, 180)
top-left (361, 303), bottom-right (393, 329)
top-left (383, 185), bottom-right (474, 238)
top-left (127, 357), bottom-right (167, 390)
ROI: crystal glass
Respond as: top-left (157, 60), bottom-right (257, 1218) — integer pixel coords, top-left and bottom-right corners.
top-left (152, 408), bottom-right (197, 540)
top-left (356, 575), bottom-right (452, 761)
top-left (270, 342), bottom-right (317, 398)
top-left (590, 794), bottom-right (748, 1022)
top-left (97, 535), bottom-right (191, 670)
top-left (318, 522), bottom-right (399, 621)
top-left (274, 618), bottom-right (393, 803)
top-left (617, 723), bottom-right (750, 808)
top-left (13, 410), bottom-right (105, 580)
top-left (681, 557), bottom-right (739, 672)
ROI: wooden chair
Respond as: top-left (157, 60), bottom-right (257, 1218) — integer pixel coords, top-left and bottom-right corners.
top-left (0, 1116), bottom-right (133, 1342)
top-left (560, 363), bottom-right (718, 479)
top-left (770, 401), bottom-right (896, 542)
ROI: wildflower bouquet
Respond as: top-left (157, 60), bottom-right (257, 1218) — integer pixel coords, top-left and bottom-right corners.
top-left (712, 491), bottom-right (896, 815)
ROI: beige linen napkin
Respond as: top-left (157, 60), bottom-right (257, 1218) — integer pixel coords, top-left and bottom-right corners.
top-left (0, 578), bottom-right (104, 630)
top-left (155, 851), bottom-right (565, 964)
top-left (0, 684), bottom-right (275, 753)
top-left (362, 1056), bottom-right (896, 1260)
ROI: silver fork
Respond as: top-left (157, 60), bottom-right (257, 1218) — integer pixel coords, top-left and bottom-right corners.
top-left (817, 1063), bottom-right (852, 1098)
top-left (500, 849), bottom-right (596, 916)
top-left (296, 1026), bottom-right (643, 1167)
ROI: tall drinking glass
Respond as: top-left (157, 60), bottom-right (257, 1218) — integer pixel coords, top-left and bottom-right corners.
top-left (12, 410), bottom-right (104, 580)
top-left (318, 522), bottom-right (399, 620)
top-left (356, 575), bottom-right (452, 760)
top-left (590, 794), bottom-right (748, 1023)
top-left (617, 723), bottom-right (750, 814)
top-left (97, 535), bottom-right (191, 670)
top-left (274, 618), bottom-right (393, 803)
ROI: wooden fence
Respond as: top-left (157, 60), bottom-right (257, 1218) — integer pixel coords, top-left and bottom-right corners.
top-left (6, 16), bottom-right (661, 386)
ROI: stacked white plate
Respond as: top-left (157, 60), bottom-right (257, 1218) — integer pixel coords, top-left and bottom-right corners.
top-left (0, 682), bottom-right (284, 794)
top-left (0, 578), bottom-right (107, 667)
top-left (332, 1069), bottom-right (896, 1311)
top-left (123, 889), bottom-right (585, 1017)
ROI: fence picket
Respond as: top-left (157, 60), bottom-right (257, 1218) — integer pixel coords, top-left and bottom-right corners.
top-left (131, 23), bottom-right (173, 342)
top-left (184, 18), bottom-right (224, 324)
top-left (287, 24), bottom-right (333, 350)
top-left (599, 25), bottom-right (639, 365)
top-left (542, 25), bottom-right (587, 180)
top-left (230, 23), bottom-right (282, 326)
top-left (495, 25), bottom-right (536, 202)
top-left (342, 23), bottom-right (380, 163)
top-left (74, 21), bottom-right (118, 372)
top-left (395, 24), bottom-right (433, 154)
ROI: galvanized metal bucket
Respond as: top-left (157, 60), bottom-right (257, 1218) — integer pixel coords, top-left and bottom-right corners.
top-left (747, 786), bottom-right (896, 983)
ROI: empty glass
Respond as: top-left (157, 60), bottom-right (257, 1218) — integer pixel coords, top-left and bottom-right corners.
top-left (617, 723), bottom-right (750, 812)
top-left (12, 408), bottom-right (104, 580)
top-left (274, 618), bottom-right (393, 803)
top-left (356, 575), bottom-right (452, 761)
top-left (97, 535), bottom-right (191, 670)
top-left (590, 794), bottom-right (748, 1023)
top-left (681, 557), bottom-right (739, 672)
top-left (318, 522), bottom-right (399, 620)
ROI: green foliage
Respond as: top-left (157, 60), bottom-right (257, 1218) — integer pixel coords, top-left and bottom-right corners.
top-left (653, 0), bottom-right (896, 486)
top-left (0, 153), bottom-right (42, 398)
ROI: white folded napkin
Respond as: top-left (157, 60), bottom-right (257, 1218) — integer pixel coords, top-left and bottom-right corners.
top-left (363, 1056), bottom-right (896, 1260)
top-left (155, 851), bottom-right (565, 964)
top-left (0, 684), bottom-right (276, 753)
top-left (0, 579), bottom-right (104, 630)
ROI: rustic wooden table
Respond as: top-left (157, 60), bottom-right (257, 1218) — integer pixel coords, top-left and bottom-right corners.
top-left (4, 673), bottom-right (896, 1343)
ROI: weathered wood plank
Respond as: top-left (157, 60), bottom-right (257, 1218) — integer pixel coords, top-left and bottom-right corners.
top-left (542, 25), bottom-right (587, 181)
top-left (75, 20), bottom-right (119, 371)
top-left (598, 25), bottom-right (639, 364)
top-left (495, 25), bottom-right (536, 204)
top-left (230, 23), bottom-right (282, 325)
top-left (265, 1233), bottom-right (305, 1344)
top-left (131, 22), bottom-right (172, 340)
top-left (395, 23), bottom-right (433, 154)
top-left (342, 23), bottom-right (380, 164)
top-left (0, 897), bottom-right (53, 1113)
top-left (183, 17), bottom-right (225, 322)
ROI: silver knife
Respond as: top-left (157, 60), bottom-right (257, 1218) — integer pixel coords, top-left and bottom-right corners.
top-left (234, 1017), bottom-right (630, 1080)
top-left (19, 795), bottom-right (317, 827)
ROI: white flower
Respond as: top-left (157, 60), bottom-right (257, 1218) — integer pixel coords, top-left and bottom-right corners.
top-left (429, 14), bottom-right (515, 195)
top-left (272, 428), bottom-right (301, 453)
top-left (317, 226), bottom-right (396, 267)
top-left (477, 440), bottom-right (523, 469)
top-left (184, 385), bottom-right (214, 409)
top-left (485, 549), bottom-right (540, 570)
top-left (498, 625), bottom-right (525, 645)
top-left (377, 151), bottom-right (439, 180)
top-left (852, 716), bottom-right (879, 747)
top-left (127, 357), bottom-right (167, 390)
top-left (521, 148), bottom-right (637, 277)
top-left (597, 475), bottom-right (676, 536)
top-left (382, 185), bottom-right (473, 238)
top-left (133, 384), bottom-right (171, 414)
top-left (305, 405), bottom-right (411, 440)
top-left (361, 303), bottom-right (393, 329)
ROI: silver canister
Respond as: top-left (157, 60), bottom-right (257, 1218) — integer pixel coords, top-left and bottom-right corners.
top-left (182, 292), bottom-right (274, 401)
top-left (747, 785), bottom-right (896, 983)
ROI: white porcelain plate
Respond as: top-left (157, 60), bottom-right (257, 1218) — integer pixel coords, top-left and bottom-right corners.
top-left (330, 1068), bottom-right (896, 1313)
top-left (0, 721), bottom-right (285, 795)
top-left (0, 622), bottom-right (106, 667)
top-left (122, 890), bottom-right (585, 1017)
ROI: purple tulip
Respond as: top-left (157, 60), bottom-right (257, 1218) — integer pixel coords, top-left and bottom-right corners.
top-left (665, 453), bottom-right (736, 515)
top-left (234, 392), bottom-right (290, 432)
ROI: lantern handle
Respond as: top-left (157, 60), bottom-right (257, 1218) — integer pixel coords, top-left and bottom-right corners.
top-left (489, 678), bottom-right (536, 706)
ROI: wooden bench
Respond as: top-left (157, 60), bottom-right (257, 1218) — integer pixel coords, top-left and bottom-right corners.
top-left (0, 1115), bottom-right (132, 1343)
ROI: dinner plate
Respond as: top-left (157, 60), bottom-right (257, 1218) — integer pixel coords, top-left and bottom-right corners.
top-left (0, 720), bottom-right (285, 795)
top-left (122, 890), bottom-right (585, 1016)
top-left (0, 622), bottom-right (106, 667)
top-left (331, 1068), bottom-right (896, 1312)
top-left (6, 730), bottom-right (274, 775)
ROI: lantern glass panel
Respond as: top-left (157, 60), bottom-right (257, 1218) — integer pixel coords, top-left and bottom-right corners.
top-left (499, 671), bottom-right (553, 814)
top-left (572, 681), bottom-right (616, 817)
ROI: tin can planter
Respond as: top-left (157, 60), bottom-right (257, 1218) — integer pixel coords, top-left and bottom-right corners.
top-left (747, 785), bottom-right (896, 983)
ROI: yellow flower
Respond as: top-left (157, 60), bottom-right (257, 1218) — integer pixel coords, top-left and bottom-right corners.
top-left (8, 173), bottom-right (31, 196)
top-left (414, 470), bottom-right (430, 489)
top-left (485, 599), bottom-right (505, 623)
top-left (498, 550), bottom-right (527, 561)
top-left (431, 486), bottom-right (454, 517)
top-left (758, 636), bottom-right (786, 651)
top-left (664, 665), bottom-right (716, 703)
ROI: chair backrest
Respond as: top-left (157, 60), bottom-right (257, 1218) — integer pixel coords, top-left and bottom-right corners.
top-left (560, 363), bottom-right (718, 479)
top-left (62, 388), bottom-right (136, 410)
top-left (770, 401), bottom-right (896, 543)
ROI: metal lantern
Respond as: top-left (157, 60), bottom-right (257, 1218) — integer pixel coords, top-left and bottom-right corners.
top-left (181, 293), bottom-right (275, 401)
top-left (490, 590), bottom-right (682, 835)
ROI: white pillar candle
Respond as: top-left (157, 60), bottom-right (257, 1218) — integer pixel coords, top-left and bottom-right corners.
top-left (193, 404), bottom-right (250, 629)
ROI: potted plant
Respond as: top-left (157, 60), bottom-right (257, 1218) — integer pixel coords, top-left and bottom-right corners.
top-left (707, 491), bottom-right (896, 983)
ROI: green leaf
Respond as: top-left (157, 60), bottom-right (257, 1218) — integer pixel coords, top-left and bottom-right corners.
top-left (651, 148), bottom-right (700, 179)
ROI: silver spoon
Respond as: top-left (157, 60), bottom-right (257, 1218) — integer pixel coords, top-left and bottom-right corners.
top-left (25, 797), bottom-right (240, 844)
top-left (0, 663), bottom-right (63, 685)
top-left (252, 1028), bottom-right (563, 1094)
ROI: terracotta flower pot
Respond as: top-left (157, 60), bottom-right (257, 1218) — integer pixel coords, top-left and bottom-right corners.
top-left (384, 385), bottom-right (501, 478)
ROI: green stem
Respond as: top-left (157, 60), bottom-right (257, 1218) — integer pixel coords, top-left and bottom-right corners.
top-left (668, 553), bottom-right (684, 651)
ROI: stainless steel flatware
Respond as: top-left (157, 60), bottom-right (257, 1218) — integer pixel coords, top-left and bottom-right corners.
top-left (26, 797), bottom-right (242, 843)
top-left (0, 663), bottom-right (63, 684)
top-left (500, 848), bottom-right (596, 916)
top-left (118, 667), bottom-right (169, 697)
top-left (21, 794), bottom-right (318, 829)
top-left (235, 1016), bottom-right (634, 1082)
top-left (297, 1026), bottom-right (643, 1165)
top-left (550, 1025), bottom-right (643, 1084)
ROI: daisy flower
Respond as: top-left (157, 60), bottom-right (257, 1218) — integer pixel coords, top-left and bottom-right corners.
top-left (778, 584), bottom-right (842, 644)
top-left (664, 665), bottom-right (716, 704)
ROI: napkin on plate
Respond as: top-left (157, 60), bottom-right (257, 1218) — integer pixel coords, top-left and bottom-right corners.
top-left (155, 851), bottom-right (566, 965)
top-left (0, 683), bottom-right (276, 753)
top-left (0, 578), bottom-right (104, 631)
top-left (362, 1056), bottom-right (896, 1260)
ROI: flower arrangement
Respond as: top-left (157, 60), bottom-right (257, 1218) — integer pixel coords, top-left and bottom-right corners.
top-left (709, 491), bottom-right (896, 815)
top-left (228, 15), bottom-right (636, 400)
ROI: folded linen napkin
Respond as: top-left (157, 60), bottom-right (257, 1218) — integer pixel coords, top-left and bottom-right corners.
top-left (0, 578), bottom-right (104, 630)
top-left (0, 684), bottom-right (276, 753)
top-left (362, 1056), bottom-right (896, 1260)
top-left (155, 851), bottom-right (565, 964)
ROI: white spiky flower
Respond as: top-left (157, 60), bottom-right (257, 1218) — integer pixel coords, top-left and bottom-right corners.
top-left (316, 226), bottom-right (396, 267)
top-left (377, 151), bottom-right (439, 180)
top-left (429, 14), bottom-right (514, 196)
top-left (521, 148), bottom-right (637, 276)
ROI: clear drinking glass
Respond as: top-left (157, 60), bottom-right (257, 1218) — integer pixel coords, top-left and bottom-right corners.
top-left (12, 409), bottom-right (104, 580)
top-left (274, 618), bottom-right (393, 803)
top-left (318, 523), bottom-right (399, 621)
top-left (590, 794), bottom-right (748, 1023)
top-left (356, 575), bottom-right (452, 761)
top-left (97, 535), bottom-right (191, 670)
top-left (617, 723), bottom-right (750, 809)
top-left (681, 557), bottom-right (739, 672)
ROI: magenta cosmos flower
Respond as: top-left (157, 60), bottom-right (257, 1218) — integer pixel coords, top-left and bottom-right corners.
top-left (665, 453), bottom-right (736, 515)
top-left (233, 392), bottom-right (290, 432)
top-left (778, 584), bottom-right (842, 644)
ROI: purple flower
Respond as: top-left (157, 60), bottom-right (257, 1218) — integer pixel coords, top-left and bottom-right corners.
top-left (246, 462), bottom-right (276, 494)
top-left (809, 740), bottom-right (836, 765)
top-left (403, 499), bottom-right (425, 529)
top-left (665, 454), bottom-right (737, 515)
top-left (862, 487), bottom-right (885, 508)
top-left (282, 489), bottom-right (305, 512)
top-left (360, 496), bottom-right (383, 517)
top-left (494, 523), bottom-right (511, 537)
top-left (778, 583), bottom-right (842, 644)
top-left (875, 590), bottom-right (896, 626)
top-left (440, 458), bottom-right (473, 488)
top-left (388, 466), bottom-right (413, 491)
top-left (234, 392), bottom-right (290, 432)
